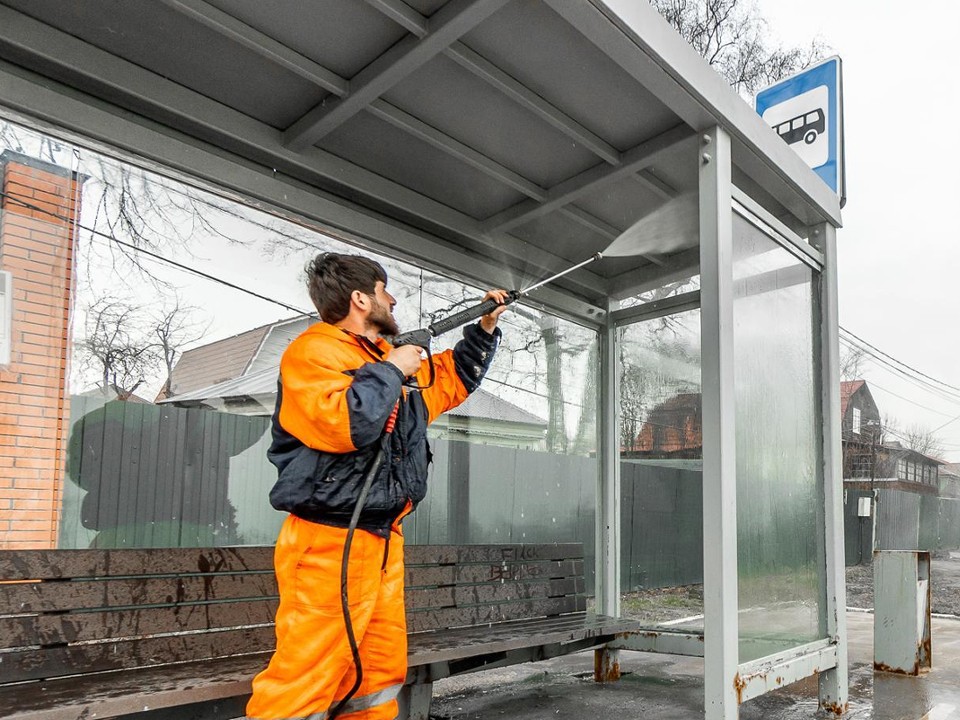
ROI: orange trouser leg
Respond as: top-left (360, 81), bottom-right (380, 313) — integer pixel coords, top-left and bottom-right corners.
top-left (334, 529), bottom-right (407, 719)
top-left (245, 516), bottom-right (406, 720)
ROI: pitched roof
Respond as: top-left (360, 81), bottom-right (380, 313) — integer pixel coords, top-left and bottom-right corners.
top-left (840, 380), bottom-right (865, 418)
top-left (164, 316), bottom-right (312, 399)
top-left (442, 388), bottom-right (545, 426)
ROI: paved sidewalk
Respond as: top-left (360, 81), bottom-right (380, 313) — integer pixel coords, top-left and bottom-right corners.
top-left (427, 612), bottom-right (960, 719)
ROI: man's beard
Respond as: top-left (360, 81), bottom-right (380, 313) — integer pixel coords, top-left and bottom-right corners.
top-left (369, 298), bottom-right (399, 336)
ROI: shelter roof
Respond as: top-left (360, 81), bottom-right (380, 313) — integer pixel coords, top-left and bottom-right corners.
top-left (0, 0), bottom-right (840, 325)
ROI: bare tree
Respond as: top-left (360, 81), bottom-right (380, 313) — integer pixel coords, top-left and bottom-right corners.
top-left (75, 295), bottom-right (209, 399)
top-left (903, 423), bottom-right (945, 460)
top-left (75, 298), bottom-right (162, 398)
top-left (151, 295), bottom-right (211, 398)
top-left (651, 0), bottom-right (827, 96)
top-left (840, 345), bottom-right (867, 382)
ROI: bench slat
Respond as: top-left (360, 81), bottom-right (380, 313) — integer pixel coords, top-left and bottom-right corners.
top-left (0, 573), bottom-right (279, 614)
top-left (407, 613), bottom-right (635, 667)
top-left (0, 547), bottom-right (275, 580)
top-left (0, 625), bottom-right (276, 683)
top-left (404, 544), bottom-right (583, 565)
top-left (404, 559), bottom-right (583, 588)
top-left (405, 595), bottom-right (586, 633)
top-left (0, 598), bottom-right (279, 647)
top-left (0, 654), bottom-right (264, 720)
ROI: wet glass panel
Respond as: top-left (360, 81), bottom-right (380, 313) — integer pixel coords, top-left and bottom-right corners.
top-left (618, 308), bottom-right (703, 632)
top-left (1, 116), bottom-right (597, 582)
top-left (732, 210), bottom-right (825, 662)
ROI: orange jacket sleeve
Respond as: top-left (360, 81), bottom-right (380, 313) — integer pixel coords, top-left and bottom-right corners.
top-left (417, 322), bottom-right (501, 424)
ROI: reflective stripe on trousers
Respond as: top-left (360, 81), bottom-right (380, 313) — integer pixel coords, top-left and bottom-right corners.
top-left (244, 681), bottom-right (403, 720)
top-left (246, 516), bottom-right (408, 720)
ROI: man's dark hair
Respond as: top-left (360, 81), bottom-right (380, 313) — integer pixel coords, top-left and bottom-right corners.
top-left (306, 253), bottom-right (388, 323)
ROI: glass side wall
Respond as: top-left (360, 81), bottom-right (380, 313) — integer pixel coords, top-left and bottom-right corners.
top-left (618, 308), bottom-right (703, 631)
top-left (732, 210), bottom-right (825, 662)
top-left (0, 116), bottom-right (596, 583)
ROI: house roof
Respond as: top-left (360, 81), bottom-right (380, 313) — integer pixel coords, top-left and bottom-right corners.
top-left (164, 315), bottom-right (313, 400)
top-left (442, 388), bottom-right (545, 426)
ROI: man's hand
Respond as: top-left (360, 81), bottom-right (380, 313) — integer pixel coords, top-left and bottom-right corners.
top-left (479, 289), bottom-right (509, 334)
top-left (386, 344), bottom-right (423, 378)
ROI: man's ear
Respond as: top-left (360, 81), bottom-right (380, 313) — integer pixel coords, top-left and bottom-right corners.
top-left (351, 289), bottom-right (370, 312)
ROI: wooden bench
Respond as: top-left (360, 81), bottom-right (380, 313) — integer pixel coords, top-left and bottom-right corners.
top-left (0, 543), bottom-right (636, 719)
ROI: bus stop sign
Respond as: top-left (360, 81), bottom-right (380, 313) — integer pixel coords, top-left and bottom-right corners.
top-left (756, 56), bottom-right (845, 205)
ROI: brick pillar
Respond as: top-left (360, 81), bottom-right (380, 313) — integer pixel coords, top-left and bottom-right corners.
top-left (0, 151), bottom-right (80, 549)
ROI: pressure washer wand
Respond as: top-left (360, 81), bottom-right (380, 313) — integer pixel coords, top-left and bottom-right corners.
top-left (391, 252), bottom-right (603, 348)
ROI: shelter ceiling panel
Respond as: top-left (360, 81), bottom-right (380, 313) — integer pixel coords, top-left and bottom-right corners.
top-left (204, 0), bottom-right (408, 79)
top-left (460, 0), bottom-right (677, 152)
top-left (2, 0), bottom-right (324, 129)
top-left (319, 110), bottom-right (527, 219)
top-left (575, 179), bottom-right (671, 234)
top-left (382, 54), bottom-right (601, 189)
top-left (506, 212), bottom-right (612, 263)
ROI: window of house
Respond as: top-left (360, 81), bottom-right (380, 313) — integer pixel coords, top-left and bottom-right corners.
top-left (898, 460), bottom-right (908, 480)
top-left (852, 407), bottom-right (861, 435)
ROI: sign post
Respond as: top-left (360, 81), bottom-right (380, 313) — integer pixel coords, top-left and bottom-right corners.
top-left (756, 56), bottom-right (845, 206)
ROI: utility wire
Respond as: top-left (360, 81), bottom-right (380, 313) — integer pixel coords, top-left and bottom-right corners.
top-left (0, 190), bottom-right (312, 316)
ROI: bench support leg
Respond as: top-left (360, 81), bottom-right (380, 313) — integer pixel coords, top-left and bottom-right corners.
top-left (398, 681), bottom-right (433, 720)
top-left (594, 647), bottom-right (621, 682)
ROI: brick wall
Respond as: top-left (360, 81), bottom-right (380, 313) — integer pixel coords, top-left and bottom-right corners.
top-left (0, 152), bottom-right (80, 549)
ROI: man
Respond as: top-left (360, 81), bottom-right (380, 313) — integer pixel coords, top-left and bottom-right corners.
top-left (246, 253), bottom-right (507, 720)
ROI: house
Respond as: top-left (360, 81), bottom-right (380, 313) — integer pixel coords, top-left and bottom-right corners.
top-left (163, 318), bottom-right (547, 449)
top-left (840, 380), bottom-right (882, 479)
top-left (938, 463), bottom-right (960, 499)
top-left (840, 380), bottom-right (942, 494)
top-left (626, 392), bottom-right (701, 459)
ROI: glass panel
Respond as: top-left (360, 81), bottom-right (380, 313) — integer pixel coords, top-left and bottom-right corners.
top-left (732, 210), bottom-right (825, 662)
top-left (0, 116), bottom-right (596, 578)
top-left (618, 308), bottom-right (703, 631)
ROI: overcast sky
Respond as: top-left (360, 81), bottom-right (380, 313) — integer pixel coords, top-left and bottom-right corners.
top-left (757, 1), bottom-right (960, 461)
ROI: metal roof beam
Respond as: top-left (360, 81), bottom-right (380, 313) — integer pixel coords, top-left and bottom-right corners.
top-left (158, 0), bottom-right (348, 96)
top-left (607, 247), bottom-right (700, 299)
top-left (633, 169), bottom-right (678, 200)
top-left (483, 123), bottom-right (695, 233)
top-left (366, 99), bottom-right (547, 200)
top-left (284, 0), bottom-right (511, 151)
top-left (364, 0), bottom-right (430, 37)
top-left (0, 5), bottom-right (608, 300)
top-left (444, 43), bottom-right (621, 165)
top-left (363, 0), bottom-right (621, 166)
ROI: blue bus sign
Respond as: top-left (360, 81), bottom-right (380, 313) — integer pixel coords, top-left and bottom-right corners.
top-left (756, 56), bottom-right (845, 205)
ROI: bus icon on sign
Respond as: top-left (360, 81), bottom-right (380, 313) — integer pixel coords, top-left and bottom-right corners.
top-left (759, 84), bottom-right (829, 169)
top-left (774, 108), bottom-right (825, 146)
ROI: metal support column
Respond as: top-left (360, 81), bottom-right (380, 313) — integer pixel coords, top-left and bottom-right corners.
top-left (811, 221), bottom-right (849, 714)
top-left (594, 306), bottom-right (621, 681)
top-left (699, 126), bottom-right (738, 720)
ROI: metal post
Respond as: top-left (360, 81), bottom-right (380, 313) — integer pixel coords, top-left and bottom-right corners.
top-left (810, 222), bottom-right (849, 714)
top-left (594, 306), bottom-right (621, 681)
top-left (699, 126), bottom-right (738, 720)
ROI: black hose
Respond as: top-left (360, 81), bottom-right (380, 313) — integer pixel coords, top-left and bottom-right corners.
top-left (328, 445), bottom-right (386, 720)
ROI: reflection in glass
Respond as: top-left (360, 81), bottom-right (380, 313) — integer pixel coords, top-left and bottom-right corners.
top-left (618, 309), bottom-right (703, 631)
top-left (733, 211), bottom-right (824, 662)
top-left (1, 117), bottom-right (597, 573)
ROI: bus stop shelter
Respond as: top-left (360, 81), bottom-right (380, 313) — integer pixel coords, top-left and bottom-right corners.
top-left (0, 0), bottom-right (846, 717)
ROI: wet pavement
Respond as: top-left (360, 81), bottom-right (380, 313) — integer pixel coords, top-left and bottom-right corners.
top-left (428, 612), bottom-right (960, 719)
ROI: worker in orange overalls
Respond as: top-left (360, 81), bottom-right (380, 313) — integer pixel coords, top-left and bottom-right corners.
top-left (246, 253), bottom-right (507, 720)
